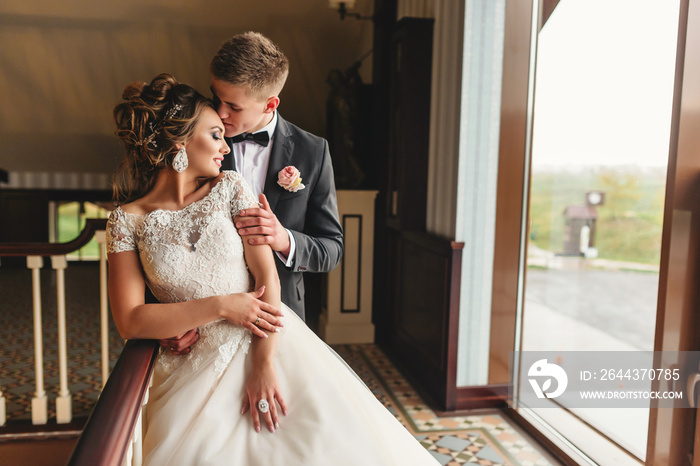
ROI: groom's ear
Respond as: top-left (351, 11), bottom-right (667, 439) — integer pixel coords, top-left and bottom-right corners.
top-left (263, 96), bottom-right (280, 114)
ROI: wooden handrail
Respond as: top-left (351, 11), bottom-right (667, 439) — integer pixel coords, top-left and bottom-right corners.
top-left (0, 218), bottom-right (107, 256)
top-left (67, 339), bottom-right (159, 466)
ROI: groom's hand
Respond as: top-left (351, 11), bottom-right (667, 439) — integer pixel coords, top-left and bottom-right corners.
top-left (159, 328), bottom-right (199, 355)
top-left (235, 194), bottom-right (291, 257)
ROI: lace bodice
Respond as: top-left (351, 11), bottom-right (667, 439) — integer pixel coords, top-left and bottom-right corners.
top-left (106, 171), bottom-right (260, 377)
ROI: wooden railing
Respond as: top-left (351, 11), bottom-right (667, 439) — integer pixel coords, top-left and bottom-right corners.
top-left (1, 218), bottom-right (160, 465)
top-left (67, 339), bottom-right (158, 466)
top-left (0, 218), bottom-right (108, 256)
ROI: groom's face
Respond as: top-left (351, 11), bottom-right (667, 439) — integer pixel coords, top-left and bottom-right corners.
top-left (211, 78), bottom-right (275, 137)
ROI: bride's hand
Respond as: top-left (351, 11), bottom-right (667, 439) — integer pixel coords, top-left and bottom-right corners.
top-left (221, 286), bottom-right (284, 338)
top-left (241, 363), bottom-right (287, 433)
top-left (159, 328), bottom-right (199, 355)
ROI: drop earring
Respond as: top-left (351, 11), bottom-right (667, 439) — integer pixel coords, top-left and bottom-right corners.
top-left (172, 147), bottom-right (188, 173)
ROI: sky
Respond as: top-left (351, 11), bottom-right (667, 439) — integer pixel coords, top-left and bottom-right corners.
top-left (531, 0), bottom-right (681, 168)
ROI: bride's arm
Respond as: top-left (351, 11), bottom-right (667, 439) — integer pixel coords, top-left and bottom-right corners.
top-left (242, 235), bottom-right (287, 433)
top-left (108, 250), bottom-right (282, 340)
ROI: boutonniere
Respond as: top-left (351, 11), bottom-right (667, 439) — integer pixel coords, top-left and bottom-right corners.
top-left (277, 166), bottom-right (306, 192)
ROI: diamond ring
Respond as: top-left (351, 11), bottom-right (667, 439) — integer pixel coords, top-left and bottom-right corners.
top-left (257, 399), bottom-right (269, 414)
top-left (254, 317), bottom-right (261, 326)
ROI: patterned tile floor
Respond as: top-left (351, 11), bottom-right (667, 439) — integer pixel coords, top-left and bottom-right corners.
top-left (334, 345), bottom-right (559, 466)
top-left (0, 264), bottom-right (559, 465)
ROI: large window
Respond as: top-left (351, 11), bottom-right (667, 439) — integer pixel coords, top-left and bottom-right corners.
top-left (516, 0), bottom-right (680, 461)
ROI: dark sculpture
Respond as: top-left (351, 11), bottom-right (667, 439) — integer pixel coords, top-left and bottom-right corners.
top-left (326, 61), bottom-right (373, 189)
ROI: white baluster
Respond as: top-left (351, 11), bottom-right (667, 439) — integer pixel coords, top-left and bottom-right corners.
top-left (0, 386), bottom-right (6, 426)
top-left (27, 255), bottom-right (47, 425)
top-left (132, 374), bottom-right (152, 466)
top-left (95, 230), bottom-right (110, 386)
top-left (132, 408), bottom-right (143, 466)
top-left (52, 255), bottom-right (72, 424)
top-left (48, 201), bottom-right (57, 242)
top-left (123, 440), bottom-right (134, 466)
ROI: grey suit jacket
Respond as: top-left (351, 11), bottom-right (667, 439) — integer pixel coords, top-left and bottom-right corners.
top-left (223, 115), bottom-right (344, 320)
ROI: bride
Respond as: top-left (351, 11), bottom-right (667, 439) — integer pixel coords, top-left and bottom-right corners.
top-left (106, 73), bottom-right (439, 465)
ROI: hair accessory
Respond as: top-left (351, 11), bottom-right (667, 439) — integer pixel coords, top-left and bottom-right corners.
top-left (172, 147), bottom-right (188, 173)
top-left (165, 103), bottom-right (183, 120)
top-left (135, 122), bottom-right (159, 147)
top-left (134, 103), bottom-right (181, 149)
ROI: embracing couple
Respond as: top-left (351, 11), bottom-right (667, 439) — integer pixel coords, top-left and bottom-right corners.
top-left (107, 31), bottom-right (438, 464)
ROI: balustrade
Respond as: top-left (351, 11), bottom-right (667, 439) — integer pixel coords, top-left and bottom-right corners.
top-left (0, 219), bottom-right (111, 426)
top-left (1, 218), bottom-right (159, 465)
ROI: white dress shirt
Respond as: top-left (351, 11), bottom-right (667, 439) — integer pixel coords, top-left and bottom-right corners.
top-left (231, 112), bottom-right (296, 266)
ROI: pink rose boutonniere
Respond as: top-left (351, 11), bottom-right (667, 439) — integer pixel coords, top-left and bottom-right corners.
top-left (277, 166), bottom-right (305, 192)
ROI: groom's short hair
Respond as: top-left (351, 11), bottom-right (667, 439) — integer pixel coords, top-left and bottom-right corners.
top-left (210, 31), bottom-right (289, 101)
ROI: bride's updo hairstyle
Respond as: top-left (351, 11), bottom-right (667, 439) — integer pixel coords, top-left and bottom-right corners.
top-left (112, 73), bottom-right (214, 204)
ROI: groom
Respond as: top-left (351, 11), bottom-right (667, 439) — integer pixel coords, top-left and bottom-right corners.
top-left (162, 32), bottom-right (343, 353)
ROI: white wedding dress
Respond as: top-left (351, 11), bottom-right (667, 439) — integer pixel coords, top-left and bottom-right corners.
top-left (106, 171), bottom-right (438, 465)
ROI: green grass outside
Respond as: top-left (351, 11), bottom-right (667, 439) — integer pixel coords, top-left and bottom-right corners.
top-left (528, 167), bottom-right (666, 265)
top-left (57, 202), bottom-right (109, 259)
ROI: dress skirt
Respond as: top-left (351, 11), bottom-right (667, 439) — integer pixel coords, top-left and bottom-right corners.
top-left (142, 305), bottom-right (438, 465)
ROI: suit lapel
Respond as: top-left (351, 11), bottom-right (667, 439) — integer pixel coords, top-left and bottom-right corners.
top-left (264, 115), bottom-right (295, 211)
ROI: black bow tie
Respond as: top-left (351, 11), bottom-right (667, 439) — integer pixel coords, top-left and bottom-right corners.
top-left (229, 131), bottom-right (270, 147)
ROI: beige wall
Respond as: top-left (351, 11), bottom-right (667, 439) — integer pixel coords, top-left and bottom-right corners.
top-left (0, 0), bottom-right (373, 174)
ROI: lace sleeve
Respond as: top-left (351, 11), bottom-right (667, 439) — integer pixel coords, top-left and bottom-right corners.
top-left (224, 171), bottom-right (260, 218)
top-left (106, 208), bottom-right (137, 254)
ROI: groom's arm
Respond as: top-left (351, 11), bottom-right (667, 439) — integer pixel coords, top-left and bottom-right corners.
top-left (286, 142), bottom-right (343, 273)
top-left (236, 140), bottom-right (343, 273)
